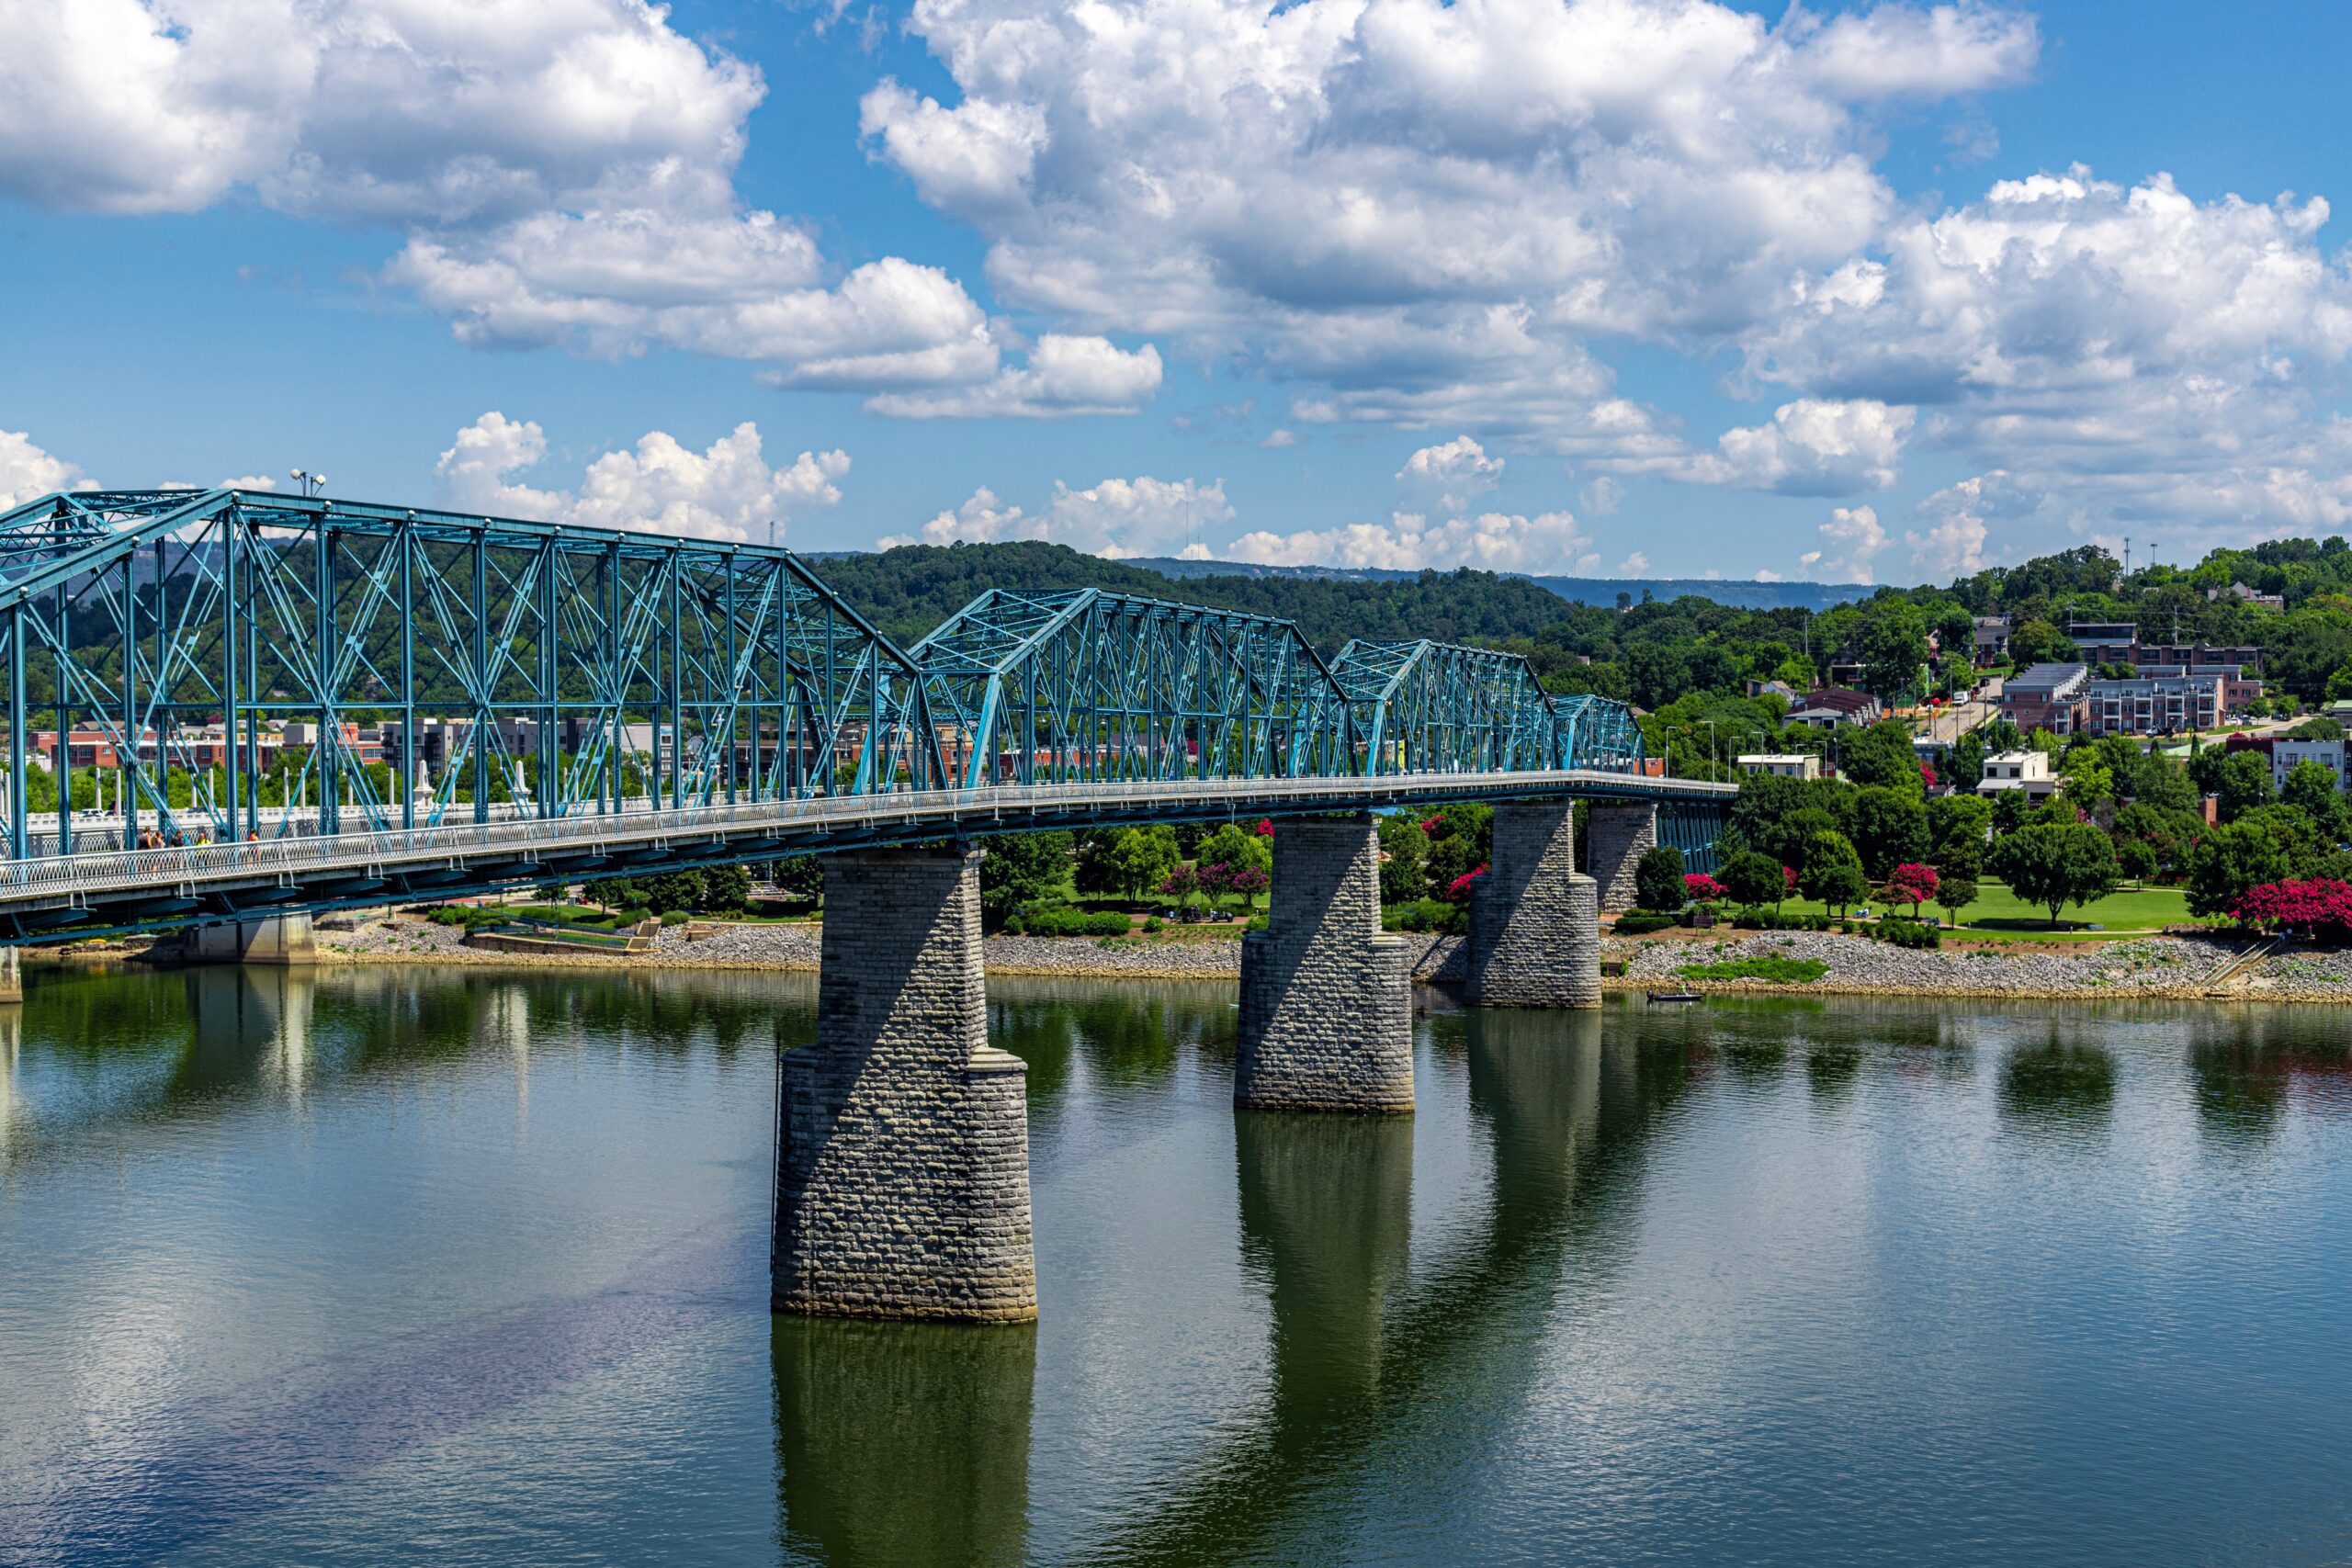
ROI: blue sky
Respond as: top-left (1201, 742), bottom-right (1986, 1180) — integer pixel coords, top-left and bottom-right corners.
top-left (3, 0), bottom-right (2348, 585)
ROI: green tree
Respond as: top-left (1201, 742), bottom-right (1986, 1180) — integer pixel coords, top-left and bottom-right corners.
top-left (700, 863), bottom-right (752, 912)
top-left (1932, 835), bottom-right (1983, 928)
top-left (1852, 786), bottom-right (1930, 880)
top-left (635, 868), bottom-right (705, 914)
top-left (1081, 825), bottom-right (1181, 900)
top-left (1925, 793), bottom-right (1993, 862)
top-left (1375, 813), bottom-right (1429, 903)
top-left (1195, 822), bottom-right (1272, 876)
top-left (2279, 760), bottom-right (2347, 840)
top-left (2185, 818), bottom-right (2297, 917)
top-left (980, 830), bottom-right (1074, 922)
top-left (1990, 822), bottom-right (2120, 927)
top-left (1838, 719), bottom-right (1924, 797)
top-left (1419, 802), bottom-right (1491, 896)
top-left (1721, 848), bottom-right (1785, 911)
top-left (1634, 844), bottom-right (1687, 911)
top-left (771, 854), bottom-right (824, 901)
top-left (2008, 618), bottom-right (2078, 665)
top-left (1989, 786), bottom-right (2030, 835)
top-left (1860, 601), bottom-right (1929, 699)
top-left (2211, 748), bottom-right (2277, 821)
top-left (1773, 806), bottom-right (1839, 872)
top-left (1798, 830), bottom-right (1869, 916)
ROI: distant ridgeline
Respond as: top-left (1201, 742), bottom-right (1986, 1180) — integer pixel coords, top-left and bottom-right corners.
top-left (1125, 557), bottom-right (1874, 613)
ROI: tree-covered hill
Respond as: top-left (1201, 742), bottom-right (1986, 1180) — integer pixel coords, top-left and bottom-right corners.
top-left (805, 542), bottom-right (1577, 653)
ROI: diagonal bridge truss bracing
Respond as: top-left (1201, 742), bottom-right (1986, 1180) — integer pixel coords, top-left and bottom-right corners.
top-left (0, 489), bottom-right (948, 861)
top-left (0, 490), bottom-right (1655, 870)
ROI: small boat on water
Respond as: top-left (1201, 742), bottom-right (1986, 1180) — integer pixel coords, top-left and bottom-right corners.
top-left (1645, 989), bottom-right (1702, 1004)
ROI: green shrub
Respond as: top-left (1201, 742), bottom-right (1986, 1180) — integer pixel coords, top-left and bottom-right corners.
top-left (1613, 910), bottom-right (1678, 935)
top-left (1012, 904), bottom-right (1133, 937)
top-left (659, 909), bottom-right (689, 926)
top-left (1881, 919), bottom-right (1940, 950)
top-left (1677, 956), bottom-right (1830, 984)
top-left (1634, 844), bottom-right (1688, 911)
top-left (1732, 910), bottom-right (1832, 932)
top-left (1246, 913), bottom-right (1270, 932)
top-left (1384, 897), bottom-right (1469, 934)
top-left (1143, 915), bottom-right (1163, 933)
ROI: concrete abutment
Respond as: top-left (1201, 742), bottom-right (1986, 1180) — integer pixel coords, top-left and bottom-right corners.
top-left (1236, 815), bottom-right (1414, 1113)
top-left (184, 914), bottom-right (319, 966)
top-left (772, 845), bottom-right (1037, 1324)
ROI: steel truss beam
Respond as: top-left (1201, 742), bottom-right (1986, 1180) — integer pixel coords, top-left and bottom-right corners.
top-left (0, 490), bottom-right (1655, 871)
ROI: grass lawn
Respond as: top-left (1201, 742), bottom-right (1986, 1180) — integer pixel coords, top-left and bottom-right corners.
top-left (1749, 879), bottom-right (2216, 938)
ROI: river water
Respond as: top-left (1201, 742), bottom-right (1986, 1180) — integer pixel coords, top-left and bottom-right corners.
top-left (3, 965), bottom-right (2351, 1565)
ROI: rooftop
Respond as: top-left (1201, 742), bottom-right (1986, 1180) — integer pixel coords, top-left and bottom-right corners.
top-left (2004, 661), bottom-right (2089, 694)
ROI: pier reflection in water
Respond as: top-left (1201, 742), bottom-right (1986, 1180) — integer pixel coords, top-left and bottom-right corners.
top-left (8, 974), bottom-right (2352, 1565)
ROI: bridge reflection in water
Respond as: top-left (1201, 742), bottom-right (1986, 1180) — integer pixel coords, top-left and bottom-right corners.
top-left (17, 971), bottom-right (2352, 1564)
top-left (765, 1001), bottom-right (1710, 1568)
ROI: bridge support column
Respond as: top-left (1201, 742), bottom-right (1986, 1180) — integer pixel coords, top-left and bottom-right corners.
top-left (186, 913), bottom-right (318, 966)
top-left (0, 946), bottom-right (19, 1005)
top-left (1237, 815), bottom-right (1413, 1113)
top-left (1586, 802), bottom-right (1656, 913)
top-left (1467, 798), bottom-right (1600, 1009)
top-left (773, 845), bottom-right (1035, 1324)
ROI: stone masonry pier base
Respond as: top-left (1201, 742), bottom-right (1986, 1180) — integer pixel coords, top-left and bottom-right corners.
top-left (773, 846), bottom-right (1036, 1324)
top-left (1466, 798), bottom-right (1600, 1009)
top-left (1586, 802), bottom-right (1657, 913)
top-left (1237, 815), bottom-right (1414, 1113)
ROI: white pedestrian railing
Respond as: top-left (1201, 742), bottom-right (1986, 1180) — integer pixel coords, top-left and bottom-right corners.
top-left (0, 768), bottom-right (1733, 908)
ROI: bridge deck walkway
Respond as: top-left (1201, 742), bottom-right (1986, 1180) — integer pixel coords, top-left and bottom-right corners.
top-left (0, 770), bottom-right (1730, 921)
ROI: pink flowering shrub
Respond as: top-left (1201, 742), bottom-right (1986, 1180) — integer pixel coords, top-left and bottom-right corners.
top-left (1683, 872), bottom-right (1726, 902)
top-left (1446, 863), bottom-right (1490, 903)
top-left (2233, 879), bottom-right (2352, 937)
top-left (1883, 863), bottom-right (1939, 910)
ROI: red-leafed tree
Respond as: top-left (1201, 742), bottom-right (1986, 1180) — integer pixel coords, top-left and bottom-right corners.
top-left (1882, 862), bottom-right (1939, 914)
top-left (2233, 879), bottom-right (2352, 939)
top-left (1446, 863), bottom-right (1489, 903)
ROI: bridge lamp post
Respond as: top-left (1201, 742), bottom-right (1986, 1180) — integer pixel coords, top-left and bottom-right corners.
top-left (289, 468), bottom-right (326, 499)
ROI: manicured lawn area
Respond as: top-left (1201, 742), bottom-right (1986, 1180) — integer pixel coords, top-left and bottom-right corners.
top-left (1745, 879), bottom-right (2216, 936)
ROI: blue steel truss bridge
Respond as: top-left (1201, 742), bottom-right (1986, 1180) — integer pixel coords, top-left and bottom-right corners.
top-left (0, 488), bottom-right (1730, 942)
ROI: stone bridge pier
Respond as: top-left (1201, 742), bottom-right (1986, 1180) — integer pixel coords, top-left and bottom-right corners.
top-left (1236, 815), bottom-right (1414, 1114)
top-left (1586, 802), bottom-right (1656, 913)
top-left (772, 845), bottom-right (1036, 1324)
top-left (1466, 798), bottom-right (1600, 1009)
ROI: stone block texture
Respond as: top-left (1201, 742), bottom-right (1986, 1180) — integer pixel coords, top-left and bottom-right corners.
top-left (1236, 816), bottom-right (1414, 1113)
top-left (773, 846), bottom-right (1036, 1323)
top-left (1586, 802), bottom-right (1657, 912)
top-left (1466, 798), bottom-right (1601, 1009)
top-left (0, 945), bottom-right (18, 1004)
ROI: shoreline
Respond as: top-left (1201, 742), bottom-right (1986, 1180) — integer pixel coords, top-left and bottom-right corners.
top-left (34, 917), bottom-right (2352, 1004)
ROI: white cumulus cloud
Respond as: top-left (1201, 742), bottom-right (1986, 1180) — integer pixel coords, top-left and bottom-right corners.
top-left (1798, 504), bottom-right (1889, 583)
top-left (0, 428), bottom-right (87, 507)
top-left (1228, 509), bottom-right (1590, 573)
top-left (861, 0), bottom-right (2037, 453)
top-left (896, 476), bottom-right (1232, 557)
top-left (434, 412), bottom-right (849, 546)
top-left (864, 335), bottom-right (1163, 418)
top-left (1645, 399), bottom-right (1915, 494)
top-left (0, 0), bottom-right (1157, 410)
top-left (1397, 435), bottom-right (1506, 512)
